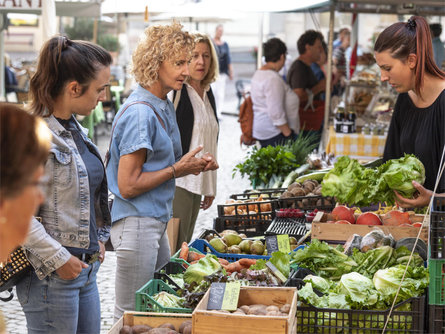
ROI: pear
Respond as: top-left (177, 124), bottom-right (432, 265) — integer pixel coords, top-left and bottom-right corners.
top-left (250, 240), bottom-right (265, 255)
top-left (227, 245), bottom-right (242, 254)
top-left (209, 237), bottom-right (228, 253)
top-left (239, 239), bottom-right (253, 253)
top-left (223, 233), bottom-right (243, 247)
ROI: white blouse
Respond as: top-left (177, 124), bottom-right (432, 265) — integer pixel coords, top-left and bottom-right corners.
top-left (175, 84), bottom-right (219, 197)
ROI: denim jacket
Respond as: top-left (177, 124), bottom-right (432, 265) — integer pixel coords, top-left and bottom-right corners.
top-left (24, 115), bottom-right (111, 279)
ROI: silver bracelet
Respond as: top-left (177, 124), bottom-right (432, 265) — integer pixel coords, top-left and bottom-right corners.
top-left (170, 165), bottom-right (176, 179)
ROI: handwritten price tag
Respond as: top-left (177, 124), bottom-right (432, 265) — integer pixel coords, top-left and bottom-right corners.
top-left (266, 234), bottom-right (290, 254)
top-left (207, 282), bottom-right (241, 311)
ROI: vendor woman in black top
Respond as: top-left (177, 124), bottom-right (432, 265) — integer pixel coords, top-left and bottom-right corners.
top-left (374, 16), bottom-right (445, 208)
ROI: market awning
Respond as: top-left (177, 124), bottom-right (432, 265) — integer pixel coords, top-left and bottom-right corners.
top-left (0, 0), bottom-right (101, 17)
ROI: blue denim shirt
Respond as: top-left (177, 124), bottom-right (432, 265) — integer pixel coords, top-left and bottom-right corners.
top-left (106, 85), bottom-right (182, 224)
top-left (24, 115), bottom-right (111, 279)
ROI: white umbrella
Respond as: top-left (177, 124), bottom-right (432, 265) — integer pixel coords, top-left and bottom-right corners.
top-left (42, 0), bottom-right (56, 42)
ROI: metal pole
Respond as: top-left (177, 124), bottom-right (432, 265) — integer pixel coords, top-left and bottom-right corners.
top-left (257, 12), bottom-right (264, 70)
top-left (321, 1), bottom-right (335, 151)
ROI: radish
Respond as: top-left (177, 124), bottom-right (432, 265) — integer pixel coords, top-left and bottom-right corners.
top-left (332, 205), bottom-right (356, 224)
top-left (382, 210), bottom-right (411, 226)
top-left (356, 212), bottom-right (382, 225)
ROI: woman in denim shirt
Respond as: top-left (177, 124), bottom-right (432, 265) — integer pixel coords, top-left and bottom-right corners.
top-left (16, 36), bottom-right (112, 334)
top-left (106, 22), bottom-right (218, 321)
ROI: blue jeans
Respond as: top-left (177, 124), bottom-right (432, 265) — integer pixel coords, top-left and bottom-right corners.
top-left (111, 216), bottom-right (171, 322)
top-left (16, 260), bottom-right (101, 334)
top-left (259, 131), bottom-right (298, 148)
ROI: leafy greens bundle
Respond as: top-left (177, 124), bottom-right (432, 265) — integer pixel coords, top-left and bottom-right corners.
top-left (321, 154), bottom-right (425, 206)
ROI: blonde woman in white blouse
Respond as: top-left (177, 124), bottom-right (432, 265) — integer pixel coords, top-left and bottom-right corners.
top-left (171, 34), bottom-right (220, 251)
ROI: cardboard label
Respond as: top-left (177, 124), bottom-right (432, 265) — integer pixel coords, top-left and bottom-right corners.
top-left (207, 282), bottom-right (241, 311)
top-left (266, 234), bottom-right (290, 255)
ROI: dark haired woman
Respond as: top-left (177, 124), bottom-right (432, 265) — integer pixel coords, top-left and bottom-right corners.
top-left (251, 37), bottom-right (299, 147)
top-left (375, 16), bottom-right (445, 208)
top-left (15, 36), bottom-right (112, 333)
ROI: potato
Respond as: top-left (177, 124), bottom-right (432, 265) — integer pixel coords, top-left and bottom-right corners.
top-left (224, 205), bottom-right (235, 215)
top-left (233, 308), bottom-right (245, 314)
top-left (280, 304), bottom-right (291, 314)
top-left (239, 305), bottom-right (250, 314)
top-left (158, 323), bottom-right (175, 330)
top-left (265, 305), bottom-right (279, 313)
top-left (147, 329), bottom-right (177, 334)
top-left (179, 320), bottom-right (192, 334)
top-left (266, 310), bottom-right (282, 316)
top-left (260, 202), bottom-right (271, 212)
top-left (247, 305), bottom-right (268, 315)
top-left (182, 324), bottom-right (192, 334)
top-left (120, 325), bottom-right (133, 334)
top-left (131, 324), bottom-right (152, 334)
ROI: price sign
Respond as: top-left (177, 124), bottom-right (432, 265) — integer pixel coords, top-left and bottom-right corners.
top-left (207, 282), bottom-right (241, 311)
top-left (266, 261), bottom-right (287, 284)
top-left (266, 234), bottom-right (290, 255)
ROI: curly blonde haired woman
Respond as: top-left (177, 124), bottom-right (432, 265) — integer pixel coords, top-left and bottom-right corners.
top-left (106, 22), bottom-right (218, 321)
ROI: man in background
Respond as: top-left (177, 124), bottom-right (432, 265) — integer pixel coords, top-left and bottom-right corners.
top-left (430, 23), bottom-right (444, 69)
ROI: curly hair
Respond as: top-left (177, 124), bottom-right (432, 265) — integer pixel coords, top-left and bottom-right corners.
top-left (132, 22), bottom-right (194, 87)
top-left (186, 33), bottom-right (219, 88)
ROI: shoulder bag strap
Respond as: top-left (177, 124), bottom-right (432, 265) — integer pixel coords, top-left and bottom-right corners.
top-left (104, 101), bottom-right (166, 167)
top-left (173, 89), bottom-right (181, 110)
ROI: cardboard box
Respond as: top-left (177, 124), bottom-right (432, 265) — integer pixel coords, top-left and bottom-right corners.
top-left (311, 211), bottom-right (428, 243)
top-left (167, 218), bottom-right (180, 255)
top-left (192, 286), bottom-right (297, 334)
top-left (108, 311), bottom-right (191, 334)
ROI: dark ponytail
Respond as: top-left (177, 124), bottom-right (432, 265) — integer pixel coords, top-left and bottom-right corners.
top-left (374, 16), bottom-right (445, 97)
top-left (30, 36), bottom-right (112, 116)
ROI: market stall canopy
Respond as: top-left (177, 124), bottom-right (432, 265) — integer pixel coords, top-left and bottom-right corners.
top-left (0, 0), bottom-right (101, 17)
top-left (292, 0), bottom-right (445, 15)
top-left (151, 1), bottom-right (244, 23)
top-left (101, 0), bottom-right (185, 15)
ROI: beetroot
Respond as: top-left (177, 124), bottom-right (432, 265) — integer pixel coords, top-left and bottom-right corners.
top-left (356, 212), bottom-right (382, 225)
top-left (332, 205), bottom-right (356, 224)
top-left (382, 210), bottom-right (411, 226)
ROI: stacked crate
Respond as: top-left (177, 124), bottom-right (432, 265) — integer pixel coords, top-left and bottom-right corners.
top-left (428, 197), bottom-right (445, 333)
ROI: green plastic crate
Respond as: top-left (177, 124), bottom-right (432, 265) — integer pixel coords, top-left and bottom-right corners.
top-left (170, 246), bottom-right (203, 267)
top-left (429, 259), bottom-right (445, 305)
top-left (135, 279), bottom-right (192, 313)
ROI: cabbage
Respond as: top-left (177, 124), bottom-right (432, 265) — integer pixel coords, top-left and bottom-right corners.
top-left (303, 275), bottom-right (331, 293)
top-left (336, 272), bottom-right (379, 309)
top-left (373, 265), bottom-right (429, 304)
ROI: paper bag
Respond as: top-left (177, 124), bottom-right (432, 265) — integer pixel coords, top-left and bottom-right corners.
top-left (167, 218), bottom-right (180, 256)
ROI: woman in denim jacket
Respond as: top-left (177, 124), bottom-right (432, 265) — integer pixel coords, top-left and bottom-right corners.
top-left (16, 36), bottom-right (112, 334)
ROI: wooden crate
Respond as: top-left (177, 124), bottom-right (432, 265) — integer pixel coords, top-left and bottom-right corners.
top-left (311, 211), bottom-right (428, 243)
top-left (192, 286), bottom-right (297, 334)
top-left (108, 311), bottom-right (192, 334)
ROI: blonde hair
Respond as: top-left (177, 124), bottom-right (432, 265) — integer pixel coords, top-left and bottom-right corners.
top-left (132, 22), bottom-right (194, 87)
top-left (187, 33), bottom-right (219, 88)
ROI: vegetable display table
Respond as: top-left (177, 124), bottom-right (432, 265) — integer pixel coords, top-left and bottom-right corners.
top-left (326, 126), bottom-right (386, 159)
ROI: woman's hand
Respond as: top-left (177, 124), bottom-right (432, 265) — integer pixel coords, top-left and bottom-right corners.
top-left (175, 146), bottom-right (208, 177)
top-left (201, 196), bottom-right (215, 210)
top-left (55, 256), bottom-right (88, 280)
top-left (98, 241), bottom-right (105, 263)
top-left (394, 181), bottom-right (432, 208)
top-left (201, 152), bottom-right (219, 172)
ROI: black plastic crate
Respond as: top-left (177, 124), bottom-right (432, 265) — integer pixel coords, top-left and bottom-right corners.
top-left (297, 295), bottom-right (426, 333)
top-left (217, 199), bottom-right (275, 218)
top-left (196, 229), bottom-right (221, 240)
top-left (429, 304), bottom-right (445, 333)
top-left (153, 261), bottom-right (186, 290)
top-left (429, 197), bottom-right (445, 259)
top-left (213, 217), bottom-right (271, 237)
top-left (265, 217), bottom-right (309, 239)
top-left (230, 188), bottom-right (285, 200)
top-left (274, 195), bottom-right (336, 211)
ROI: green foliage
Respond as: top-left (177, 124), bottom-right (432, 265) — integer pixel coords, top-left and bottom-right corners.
top-left (64, 18), bottom-right (96, 41)
top-left (232, 145), bottom-right (297, 187)
top-left (98, 34), bottom-right (120, 52)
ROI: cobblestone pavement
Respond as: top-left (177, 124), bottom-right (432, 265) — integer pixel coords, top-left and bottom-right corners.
top-left (1, 76), bottom-right (253, 333)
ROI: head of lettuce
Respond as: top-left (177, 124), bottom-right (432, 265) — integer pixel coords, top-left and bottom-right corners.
top-left (321, 154), bottom-right (425, 206)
